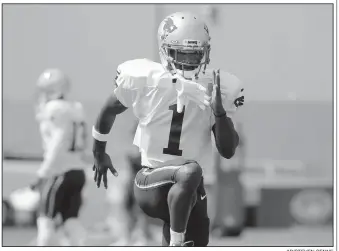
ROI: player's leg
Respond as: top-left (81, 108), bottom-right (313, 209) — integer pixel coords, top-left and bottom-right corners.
top-left (162, 178), bottom-right (210, 246)
top-left (36, 176), bottom-right (64, 246)
top-left (60, 169), bottom-right (87, 246)
top-left (134, 160), bottom-right (203, 246)
top-left (167, 160), bottom-right (202, 245)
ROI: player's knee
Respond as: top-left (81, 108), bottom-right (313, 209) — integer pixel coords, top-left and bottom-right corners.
top-left (36, 216), bottom-right (55, 246)
top-left (176, 161), bottom-right (202, 191)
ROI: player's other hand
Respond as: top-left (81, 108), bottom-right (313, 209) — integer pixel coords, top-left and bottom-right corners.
top-left (93, 152), bottom-right (118, 189)
top-left (175, 75), bottom-right (211, 113)
top-left (210, 69), bottom-right (226, 116)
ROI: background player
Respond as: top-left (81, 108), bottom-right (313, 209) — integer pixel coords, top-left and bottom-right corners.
top-left (115, 123), bottom-right (154, 246)
top-left (92, 12), bottom-right (244, 246)
top-left (31, 69), bottom-right (89, 246)
top-left (104, 122), bottom-right (154, 246)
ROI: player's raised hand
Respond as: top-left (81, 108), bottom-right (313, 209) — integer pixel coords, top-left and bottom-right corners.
top-left (93, 152), bottom-right (118, 189)
top-left (175, 75), bottom-right (211, 113)
top-left (211, 69), bottom-right (226, 116)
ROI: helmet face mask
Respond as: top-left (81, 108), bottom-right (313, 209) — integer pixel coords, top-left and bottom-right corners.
top-left (168, 48), bottom-right (206, 70)
top-left (158, 12), bottom-right (211, 79)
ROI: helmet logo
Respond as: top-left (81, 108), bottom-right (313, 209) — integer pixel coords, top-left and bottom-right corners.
top-left (160, 17), bottom-right (178, 41)
top-left (43, 72), bottom-right (51, 79)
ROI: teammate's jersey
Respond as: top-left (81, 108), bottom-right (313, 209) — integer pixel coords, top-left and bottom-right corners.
top-left (36, 99), bottom-right (87, 177)
top-left (114, 58), bottom-right (244, 171)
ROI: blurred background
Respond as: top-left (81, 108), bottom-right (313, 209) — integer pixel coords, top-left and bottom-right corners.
top-left (2, 3), bottom-right (334, 246)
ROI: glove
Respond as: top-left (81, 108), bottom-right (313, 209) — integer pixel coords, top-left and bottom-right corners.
top-left (174, 74), bottom-right (211, 113)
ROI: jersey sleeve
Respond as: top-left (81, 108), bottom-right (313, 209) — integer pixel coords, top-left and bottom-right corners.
top-left (113, 64), bottom-right (142, 108)
top-left (210, 71), bottom-right (245, 127)
top-left (221, 75), bottom-right (244, 117)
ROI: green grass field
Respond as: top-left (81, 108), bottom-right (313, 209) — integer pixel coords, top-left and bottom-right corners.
top-left (2, 160), bottom-right (334, 247)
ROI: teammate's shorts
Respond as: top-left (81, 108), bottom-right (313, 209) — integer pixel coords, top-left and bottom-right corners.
top-left (38, 169), bottom-right (86, 222)
top-left (133, 164), bottom-right (210, 246)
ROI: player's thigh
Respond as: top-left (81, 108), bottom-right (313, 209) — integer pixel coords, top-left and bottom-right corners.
top-left (38, 175), bottom-right (66, 219)
top-left (60, 169), bottom-right (86, 221)
top-left (134, 166), bottom-right (180, 222)
top-left (134, 160), bottom-right (201, 222)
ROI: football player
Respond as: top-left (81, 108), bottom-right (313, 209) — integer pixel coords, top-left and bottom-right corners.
top-left (32, 69), bottom-right (88, 246)
top-left (104, 123), bottom-right (153, 246)
top-left (92, 12), bottom-right (244, 246)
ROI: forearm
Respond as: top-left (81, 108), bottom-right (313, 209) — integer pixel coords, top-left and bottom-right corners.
top-left (37, 134), bottom-right (64, 178)
top-left (92, 94), bottom-right (127, 153)
top-left (212, 114), bottom-right (239, 159)
top-left (37, 152), bottom-right (58, 178)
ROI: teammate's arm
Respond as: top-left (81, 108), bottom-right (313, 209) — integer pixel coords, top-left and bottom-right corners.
top-left (37, 121), bottom-right (68, 179)
top-left (211, 70), bottom-right (239, 159)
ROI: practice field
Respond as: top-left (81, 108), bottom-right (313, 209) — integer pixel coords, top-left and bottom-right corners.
top-left (2, 161), bottom-right (334, 247)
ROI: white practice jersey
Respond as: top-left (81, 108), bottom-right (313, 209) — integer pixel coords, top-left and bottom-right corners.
top-left (36, 99), bottom-right (87, 177)
top-left (114, 58), bottom-right (244, 171)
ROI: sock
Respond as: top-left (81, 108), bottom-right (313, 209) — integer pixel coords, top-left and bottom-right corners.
top-left (36, 216), bottom-right (55, 246)
top-left (169, 228), bottom-right (185, 245)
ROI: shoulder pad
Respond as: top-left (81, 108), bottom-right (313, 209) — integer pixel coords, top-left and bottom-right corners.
top-left (220, 70), bottom-right (245, 110)
top-left (200, 69), bottom-right (243, 98)
top-left (115, 58), bottom-right (164, 89)
top-left (219, 70), bottom-right (244, 100)
top-left (203, 69), bottom-right (244, 111)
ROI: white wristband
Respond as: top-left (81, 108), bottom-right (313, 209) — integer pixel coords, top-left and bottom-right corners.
top-left (92, 126), bottom-right (109, 142)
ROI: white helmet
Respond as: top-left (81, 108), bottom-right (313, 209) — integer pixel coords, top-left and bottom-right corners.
top-left (36, 68), bottom-right (70, 103)
top-left (157, 12), bottom-right (211, 79)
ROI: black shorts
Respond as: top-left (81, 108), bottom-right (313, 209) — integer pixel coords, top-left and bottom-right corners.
top-left (134, 165), bottom-right (210, 246)
top-left (38, 169), bottom-right (86, 222)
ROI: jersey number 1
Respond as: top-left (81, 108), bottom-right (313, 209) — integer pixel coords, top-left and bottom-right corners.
top-left (163, 104), bottom-right (185, 156)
